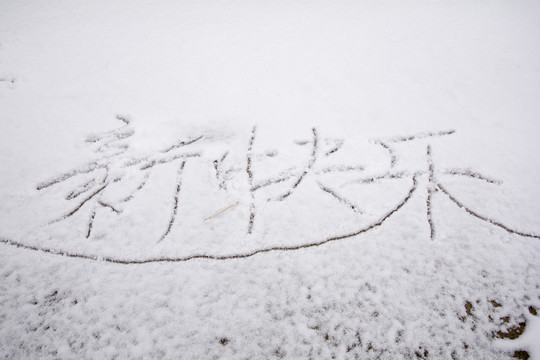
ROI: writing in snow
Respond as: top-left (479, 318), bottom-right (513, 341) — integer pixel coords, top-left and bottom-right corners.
top-left (35, 115), bottom-right (540, 249)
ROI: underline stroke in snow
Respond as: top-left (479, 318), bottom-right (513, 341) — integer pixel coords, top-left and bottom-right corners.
top-left (1, 175), bottom-right (418, 264)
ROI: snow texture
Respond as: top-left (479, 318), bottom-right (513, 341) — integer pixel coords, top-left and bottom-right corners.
top-left (1, 0), bottom-right (540, 359)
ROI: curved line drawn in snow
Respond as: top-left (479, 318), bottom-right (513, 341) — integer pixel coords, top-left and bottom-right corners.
top-left (1, 118), bottom-right (539, 264)
top-left (0, 175), bottom-right (418, 264)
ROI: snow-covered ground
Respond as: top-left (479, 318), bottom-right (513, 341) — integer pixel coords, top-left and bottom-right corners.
top-left (1, 0), bottom-right (540, 359)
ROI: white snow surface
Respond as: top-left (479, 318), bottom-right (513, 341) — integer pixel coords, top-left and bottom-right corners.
top-left (1, 0), bottom-right (540, 359)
